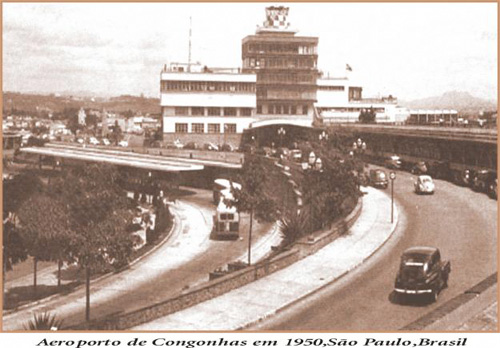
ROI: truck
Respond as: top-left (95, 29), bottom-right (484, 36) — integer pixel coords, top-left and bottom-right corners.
top-left (394, 246), bottom-right (450, 303)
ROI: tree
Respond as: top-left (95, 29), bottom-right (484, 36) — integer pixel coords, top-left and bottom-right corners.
top-left (52, 164), bottom-right (135, 321)
top-left (359, 106), bottom-right (376, 123)
top-left (2, 172), bottom-right (43, 303)
top-left (231, 156), bottom-right (278, 265)
top-left (67, 114), bottom-right (83, 135)
top-left (299, 139), bottom-right (360, 233)
top-left (17, 194), bottom-right (72, 294)
top-left (109, 120), bottom-right (123, 145)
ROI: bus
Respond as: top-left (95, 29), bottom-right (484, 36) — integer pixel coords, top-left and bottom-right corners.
top-left (213, 178), bottom-right (241, 204)
top-left (212, 195), bottom-right (240, 240)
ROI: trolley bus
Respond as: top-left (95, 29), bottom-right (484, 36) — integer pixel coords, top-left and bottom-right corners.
top-left (212, 188), bottom-right (240, 240)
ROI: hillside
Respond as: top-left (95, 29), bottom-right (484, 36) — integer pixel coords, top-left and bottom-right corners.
top-left (2, 92), bottom-right (161, 116)
top-left (399, 91), bottom-right (497, 117)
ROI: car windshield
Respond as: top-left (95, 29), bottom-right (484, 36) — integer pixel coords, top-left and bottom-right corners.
top-left (421, 177), bottom-right (432, 183)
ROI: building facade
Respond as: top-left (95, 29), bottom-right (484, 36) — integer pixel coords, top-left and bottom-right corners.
top-left (160, 63), bottom-right (256, 147)
top-left (241, 6), bottom-right (319, 119)
top-left (316, 77), bottom-right (411, 125)
top-left (160, 6), bottom-right (461, 147)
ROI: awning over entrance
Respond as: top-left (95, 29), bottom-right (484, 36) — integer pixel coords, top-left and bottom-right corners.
top-left (249, 116), bottom-right (313, 129)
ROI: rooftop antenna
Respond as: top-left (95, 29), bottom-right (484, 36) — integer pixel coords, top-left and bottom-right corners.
top-left (188, 16), bottom-right (192, 72)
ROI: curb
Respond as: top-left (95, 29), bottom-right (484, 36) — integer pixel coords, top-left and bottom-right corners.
top-left (401, 272), bottom-right (497, 331)
top-left (3, 206), bottom-right (181, 317)
top-left (239, 190), bottom-right (400, 330)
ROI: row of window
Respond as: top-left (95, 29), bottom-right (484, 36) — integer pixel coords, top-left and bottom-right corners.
top-left (161, 81), bottom-right (255, 93)
top-left (174, 107), bottom-right (252, 117)
top-left (318, 86), bottom-right (345, 91)
top-left (175, 123), bottom-right (237, 134)
top-left (257, 104), bottom-right (309, 115)
top-left (245, 43), bottom-right (318, 55)
top-left (319, 107), bottom-right (386, 113)
top-left (258, 73), bottom-right (316, 84)
top-left (243, 57), bottom-right (317, 69)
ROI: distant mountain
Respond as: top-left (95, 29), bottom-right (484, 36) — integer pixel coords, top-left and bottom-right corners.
top-left (399, 91), bottom-right (497, 117)
top-left (2, 92), bottom-right (161, 116)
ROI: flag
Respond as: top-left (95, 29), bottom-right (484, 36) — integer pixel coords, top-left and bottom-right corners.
top-left (346, 64), bottom-right (352, 72)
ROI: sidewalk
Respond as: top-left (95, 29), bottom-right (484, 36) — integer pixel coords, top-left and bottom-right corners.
top-left (3, 197), bottom-right (280, 331)
top-left (134, 186), bottom-right (398, 330)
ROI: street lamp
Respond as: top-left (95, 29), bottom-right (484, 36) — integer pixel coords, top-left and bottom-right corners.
top-left (390, 171), bottom-right (396, 223)
top-left (314, 158), bottom-right (323, 171)
top-left (353, 138), bottom-right (367, 156)
top-left (308, 151), bottom-right (316, 167)
top-left (319, 130), bottom-right (328, 143)
top-left (277, 127), bottom-right (286, 148)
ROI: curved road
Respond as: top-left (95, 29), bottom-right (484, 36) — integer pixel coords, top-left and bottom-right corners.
top-left (3, 188), bottom-right (276, 330)
top-left (256, 168), bottom-right (497, 330)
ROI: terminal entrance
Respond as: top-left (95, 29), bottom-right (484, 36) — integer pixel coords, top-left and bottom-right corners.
top-left (242, 124), bottom-right (316, 149)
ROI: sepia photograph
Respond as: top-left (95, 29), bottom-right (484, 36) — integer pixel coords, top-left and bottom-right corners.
top-left (1, 1), bottom-right (497, 333)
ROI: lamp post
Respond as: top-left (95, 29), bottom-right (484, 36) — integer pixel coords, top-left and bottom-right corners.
top-left (223, 124), bottom-right (229, 147)
top-left (277, 127), bottom-right (286, 148)
top-left (390, 171), bottom-right (396, 223)
top-left (319, 130), bottom-right (328, 143)
top-left (308, 151), bottom-right (316, 168)
top-left (314, 158), bottom-right (323, 171)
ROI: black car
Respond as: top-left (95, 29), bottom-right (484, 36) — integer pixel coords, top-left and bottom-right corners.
top-left (454, 169), bottom-right (474, 187)
top-left (471, 170), bottom-right (497, 193)
top-left (394, 246), bottom-right (450, 303)
top-left (488, 178), bottom-right (497, 199)
top-left (369, 169), bottom-right (389, 189)
top-left (411, 161), bottom-right (428, 175)
top-left (184, 141), bottom-right (199, 150)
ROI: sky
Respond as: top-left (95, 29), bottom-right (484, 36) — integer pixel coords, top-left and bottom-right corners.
top-left (2, 2), bottom-right (498, 101)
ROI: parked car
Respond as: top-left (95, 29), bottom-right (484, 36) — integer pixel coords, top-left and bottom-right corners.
top-left (101, 138), bottom-right (111, 146)
top-left (290, 149), bottom-right (302, 162)
top-left (454, 169), bottom-right (474, 187)
top-left (276, 147), bottom-right (290, 160)
top-left (369, 169), bottom-right (389, 189)
top-left (203, 143), bottom-right (219, 151)
top-left (256, 147), bottom-right (273, 157)
top-left (173, 139), bottom-right (184, 149)
top-left (385, 155), bottom-right (402, 169)
top-left (240, 144), bottom-right (256, 154)
top-left (471, 170), bottom-right (497, 194)
top-left (184, 141), bottom-right (199, 150)
top-left (414, 175), bottom-right (435, 194)
top-left (411, 161), bottom-right (428, 175)
top-left (394, 246), bottom-right (450, 302)
top-left (220, 143), bottom-right (234, 152)
top-left (89, 137), bottom-right (100, 145)
top-left (488, 178), bottom-right (497, 200)
top-left (118, 140), bottom-right (129, 147)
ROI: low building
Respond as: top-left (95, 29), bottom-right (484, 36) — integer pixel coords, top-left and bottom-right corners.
top-left (407, 109), bottom-right (459, 126)
top-left (316, 77), bottom-right (410, 125)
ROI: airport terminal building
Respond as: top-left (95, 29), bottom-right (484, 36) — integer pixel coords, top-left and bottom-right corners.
top-left (160, 6), bottom-right (445, 147)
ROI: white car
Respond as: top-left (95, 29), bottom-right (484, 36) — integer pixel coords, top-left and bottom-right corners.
top-left (89, 137), bottom-right (100, 145)
top-left (118, 140), bottom-right (129, 147)
top-left (101, 138), bottom-right (111, 146)
top-left (414, 175), bottom-right (435, 194)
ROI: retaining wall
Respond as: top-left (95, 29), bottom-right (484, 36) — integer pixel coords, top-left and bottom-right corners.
top-left (77, 196), bottom-right (363, 330)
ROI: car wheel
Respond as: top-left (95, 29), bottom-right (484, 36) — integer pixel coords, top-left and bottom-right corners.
top-left (430, 289), bottom-right (438, 303)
